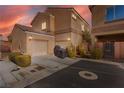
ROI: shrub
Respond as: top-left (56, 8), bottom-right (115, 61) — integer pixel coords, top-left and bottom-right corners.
top-left (67, 44), bottom-right (76, 58)
top-left (90, 48), bottom-right (103, 59)
top-left (15, 55), bottom-right (31, 67)
top-left (9, 52), bottom-right (22, 63)
top-left (76, 43), bottom-right (86, 57)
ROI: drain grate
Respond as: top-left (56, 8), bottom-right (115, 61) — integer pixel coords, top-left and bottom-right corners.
top-left (34, 66), bottom-right (44, 71)
top-left (18, 71), bottom-right (30, 78)
top-left (30, 70), bottom-right (36, 73)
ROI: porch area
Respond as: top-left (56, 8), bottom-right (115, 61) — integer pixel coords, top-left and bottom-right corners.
top-left (96, 33), bottom-right (124, 62)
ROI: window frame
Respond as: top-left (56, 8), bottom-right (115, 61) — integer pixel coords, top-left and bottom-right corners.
top-left (105, 6), bottom-right (115, 22)
top-left (72, 13), bottom-right (77, 20)
top-left (105, 5), bottom-right (124, 23)
top-left (81, 24), bottom-right (85, 32)
top-left (41, 21), bottom-right (47, 30)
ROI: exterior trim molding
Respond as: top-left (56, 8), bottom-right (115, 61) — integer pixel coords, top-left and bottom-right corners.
top-left (25, 31), bottom-right (55, 38)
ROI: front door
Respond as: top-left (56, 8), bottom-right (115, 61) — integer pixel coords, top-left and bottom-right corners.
top-left (103, 41), bottom-right (114, 59)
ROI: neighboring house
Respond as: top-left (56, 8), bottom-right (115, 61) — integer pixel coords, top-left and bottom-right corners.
top-left (0, 35), bottom-right (10, 59)
top-left (90, 5), bottom-right (124, 60)
top-left (9, 7), bottom-right (89, 57)
top-left (1, 41), bottom-right (10, 52)
top-left (0, 35), bottom-right (2, 58)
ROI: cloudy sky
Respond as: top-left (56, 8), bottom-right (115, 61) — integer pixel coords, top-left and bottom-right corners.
top-left (0, 5), bottom-right (91, 36)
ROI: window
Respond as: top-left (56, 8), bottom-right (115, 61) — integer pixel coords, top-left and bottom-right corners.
top-left (81, 24), bottom-right (85, 31)
top-left (106, 6), bottom-right (114, 21)
top-left (72, 13), bottom-right (77, 20)
top-left (115, 6), bottom-right (124, 19)
top-left (106, 5), bottom-right (124, 22)
top-left (41, 21), bottom-right (46, 30)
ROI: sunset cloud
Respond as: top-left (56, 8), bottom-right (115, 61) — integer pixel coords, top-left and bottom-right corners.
top-left (0, 6), bottom-right (32, 36)
top-left (0, 5), bottom-right (91, 36)
top-left (73, 5), bottom-right (91, 24)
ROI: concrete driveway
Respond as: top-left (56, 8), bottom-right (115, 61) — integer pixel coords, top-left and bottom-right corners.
top-left (0, 55), bottom-right (80, 88)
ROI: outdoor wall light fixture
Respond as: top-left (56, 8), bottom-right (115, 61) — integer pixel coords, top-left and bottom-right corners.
top-left (29, 36), bottom-right (33, 40)
top-left (94, 38), bottom-right (97, 42)
top-left (67, 37), bottom-right (71, 41)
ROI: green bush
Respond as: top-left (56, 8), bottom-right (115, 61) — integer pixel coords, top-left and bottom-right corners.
top-left (67, 44), bottom-right (76, 58)
top-left (76, 44), bottom-right (86, 57)
top-left (9, 52), bottom-right (22, 63)
top-left (90, 48), bottom-right (103, 59)
top-left (15, 55), bottom-right (31, 67)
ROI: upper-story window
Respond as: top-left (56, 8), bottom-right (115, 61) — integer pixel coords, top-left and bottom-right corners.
top-left (72, 13), bottom-right (77, 20)
top-left (41, 21), bottom-right (46, 30)
top-left (106, 5), bottom-right (124, 22)
top-left (81, 24), bottom-right (85, 31)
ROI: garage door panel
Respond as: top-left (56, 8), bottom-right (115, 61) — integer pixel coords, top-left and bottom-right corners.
top-left (31, 40), bottom-right (48, 56)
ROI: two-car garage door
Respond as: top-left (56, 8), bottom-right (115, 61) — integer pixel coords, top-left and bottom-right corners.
top-left (30, 40), bottom-right (48, 56)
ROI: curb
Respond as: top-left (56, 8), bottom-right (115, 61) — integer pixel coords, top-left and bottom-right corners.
top-left (78, 58), bottom-right (124, 69)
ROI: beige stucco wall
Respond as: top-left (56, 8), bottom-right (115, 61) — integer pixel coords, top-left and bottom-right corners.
top-left (91, 5), bottom-right (110, 27)
top-left (55, 33), bottom-right (71, 42)
top-left (50, 15), bottom-right (55, 33)
top-left (71, 12), bottom-right (89, 32)
top-left (92, 6), bottom-right (124, 37)
top-left (55, 32), bottom-right (71, 48)
top-left (32, 13), bottom-right (55, 33)
top-left (46, 8), bottom-right (89, 34)
top-left (120, 42), bottom-right (124, 59)
top-left (71, 32), bottom-right (82, 47)
top-left (114, 42), bottom-right (124, 59)
top-left (55, 32), bottom-right (83, 48)
top-left (11, 26), bottom-right (27, 53)
top-left (46, 8), bottom-right (89, 48)
top-left (46, 8), bottom-right (71, 33)
top-left (26, 32), bottom-right (55, 55)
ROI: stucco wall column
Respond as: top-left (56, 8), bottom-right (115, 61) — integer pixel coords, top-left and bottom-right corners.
top-left (114, 42), bottom-right (120, 59)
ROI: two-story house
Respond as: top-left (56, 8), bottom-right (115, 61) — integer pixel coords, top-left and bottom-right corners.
top-left (9, 7), bottom-right (89, 57)
top-left (90, 5), bottom-right (124, 60)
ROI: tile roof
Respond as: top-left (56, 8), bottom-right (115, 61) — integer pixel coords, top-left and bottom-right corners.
top-left (15, 24), bottom-right (54, 35)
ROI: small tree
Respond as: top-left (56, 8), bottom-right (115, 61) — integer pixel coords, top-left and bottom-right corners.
top-left (82, 30), bottom-right (92, 51)
top-left (67, 43), bottom-right (76, 58)
top-left (82, 30), bottom-right (92, 44)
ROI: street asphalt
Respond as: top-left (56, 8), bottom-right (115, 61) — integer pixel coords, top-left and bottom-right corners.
top-left (26, 60), bottom-right (124, 88)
